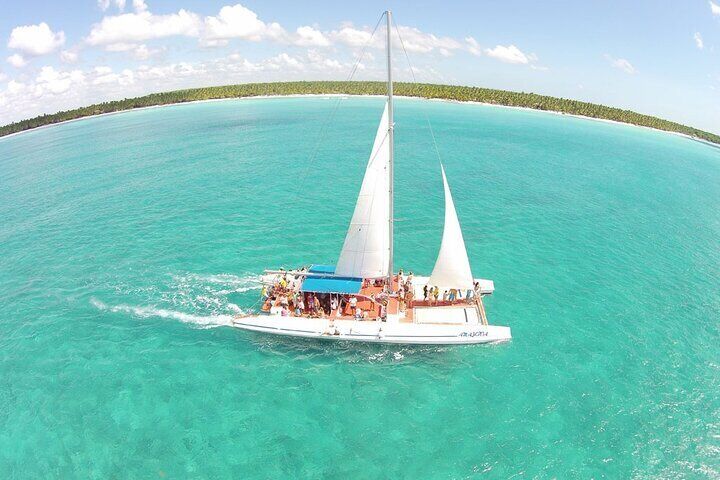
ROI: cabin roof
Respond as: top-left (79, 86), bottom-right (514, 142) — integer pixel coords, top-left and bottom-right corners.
top-left (308, 264), bottom-right (336, 274)
top-left (301, 275), bottom-right (362, 294)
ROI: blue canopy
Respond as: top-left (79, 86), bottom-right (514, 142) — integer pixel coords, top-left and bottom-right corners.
top-left (301, 265), bottom-right (362, 294)
top-left (301, 276), bottom-right (362, 294)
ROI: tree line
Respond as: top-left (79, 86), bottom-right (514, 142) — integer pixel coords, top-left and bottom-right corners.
top-left (1, 81), bottom-right (718, 145)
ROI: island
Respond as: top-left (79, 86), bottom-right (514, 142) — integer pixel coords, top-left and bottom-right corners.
top-left (2, 81), bottom-right (718, 145)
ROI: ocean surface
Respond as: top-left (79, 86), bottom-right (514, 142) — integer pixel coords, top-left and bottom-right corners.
top-left (1, 96), bottom-right (719, 479)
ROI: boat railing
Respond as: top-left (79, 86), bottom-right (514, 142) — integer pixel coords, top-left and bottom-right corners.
top-left (411, 298), bottom-right (475, 308)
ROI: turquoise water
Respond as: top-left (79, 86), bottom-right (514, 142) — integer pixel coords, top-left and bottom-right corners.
top-left (1, 97), bottom-right (719, 478)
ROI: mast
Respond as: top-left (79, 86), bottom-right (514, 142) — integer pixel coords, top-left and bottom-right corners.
top-left (386, 10), bottom-right (394, 288)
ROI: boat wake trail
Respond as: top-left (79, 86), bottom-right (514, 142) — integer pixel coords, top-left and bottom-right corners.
top-left (91, 272), bottom-right (262, 329)
top-left (91, 299), bottom-right (235, 328)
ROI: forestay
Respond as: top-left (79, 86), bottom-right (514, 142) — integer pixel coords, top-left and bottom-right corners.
top-left (335, 103), bottom-right (391, 278)
top-left (428, 165), bottom-right (474, 290)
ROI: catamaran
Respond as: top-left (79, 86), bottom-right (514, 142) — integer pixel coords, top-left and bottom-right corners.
top-left (232, 11), bottom-right (511, 345)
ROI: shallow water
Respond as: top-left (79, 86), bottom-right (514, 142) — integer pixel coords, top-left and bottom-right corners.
top-left (1, 97), bottom-right (719, 478)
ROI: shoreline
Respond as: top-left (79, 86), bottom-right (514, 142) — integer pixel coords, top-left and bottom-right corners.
top-left (1, 93), bottom-right (717, 149)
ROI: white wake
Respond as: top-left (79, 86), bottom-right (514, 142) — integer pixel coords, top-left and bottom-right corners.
top-left (91, 298), bottom-right (237, 328)
top-left (91, 272), bottom-right (261, 329)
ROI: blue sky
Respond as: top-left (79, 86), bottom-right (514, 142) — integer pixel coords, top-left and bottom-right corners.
top-left (1, 0), bottom-right (719, 132)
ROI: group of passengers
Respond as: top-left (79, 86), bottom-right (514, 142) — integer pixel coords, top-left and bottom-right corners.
top-left (261, 268), bottom-right (484, 319)
top-left (421, 281), bottom-right (480, 305)
top-left (262, 275), bottom-right (364, 318)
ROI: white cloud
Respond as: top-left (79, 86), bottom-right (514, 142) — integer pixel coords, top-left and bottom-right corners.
top-left (87, 3), bottom-right (296, 49)
top-left (85, 8), bottom-right (201, 46)
top-left (711, 1), bottom-right (720, 16)
top-left (329, 26), bottom-right (379, 48)
top-left (219, 50), bottom-right (356, 74)
top-left (34, 66), bottom-right (85, 95)
top-left (105, 42), bottom-right (137, 51)
top-left (484, 44), bottom-right (532, 64)
top-left (243, 52), bottom-right (304, 71)
top-left (132, 0), bottom-right (148, 13)
top-left (203, 4), bottom-right (286, 42)
top-left (7, 79), bottom-right (26, 94)
top-left (84, 2), bottom-right (480, 57)
top-left (8, 22), bottom-right (66, 56)
top-left (104, 42), bottom-right (162, 59)
top-left (133, 44), bottom-right (163, 60)
top-left (199, 38), bottom-right (229, 48)
top-left (60, 50), bottom-right (79, 63)
top-left (394, 25), bottom-right (462, 54)
top-left (328, 23), bottom-right (462, 55)
top-left (98, 0), bottom-right (126, 11)
top-left (0, 72), bottom-right (7, 82)
top-left (294, 26), bottom-right (330, 47)
top-left (274, 53), bottom-right (302, 69)
top-left (694, 32), bottom-right (704, 49)
top-left (306, 50), bottom-right (344, 70)
top-left (7, 54), bottom-right (27, 68)
top-left (465, 36), bottom-right (482, 56)
top-left (136, 62), bottom-right (203, 80)
top-left (604, 54), bottom-right (636, 74)
top-left (92, 66), bottom-right (135, 86)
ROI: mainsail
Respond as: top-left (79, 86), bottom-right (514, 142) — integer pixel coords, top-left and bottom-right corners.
top-left (428, 164), bottom-right (474, 290)
top-left (335, 103), bottom-right (391, 278)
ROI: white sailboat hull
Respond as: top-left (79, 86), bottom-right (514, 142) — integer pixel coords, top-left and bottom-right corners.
top-left (232, 315), bottom-right (511, 345)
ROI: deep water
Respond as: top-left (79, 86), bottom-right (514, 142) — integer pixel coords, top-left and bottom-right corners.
top-left (1, 97), bottom-right (719, 478)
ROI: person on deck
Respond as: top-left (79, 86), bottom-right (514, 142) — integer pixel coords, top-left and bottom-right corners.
top-left (338, 296), bottom-right (347, 316)
top-left (349, 296), bottom-right (358, 315)
top-left (449, 288), bottom-right (457, 302)
top-left (295, 297), bottom-right (304, 316)
top-left (433, 286), bottom-right (440, 303)
top-left (423, 284), bottom-right (428, 301)
top-left (324, 319), bottom-right (339, 336)
top-left (405, 289), bottom-right (413, 310)
top-left (281, 294), bottom-right (290, 306)
top-left (307, 294), bottom-right (315, 312)
top-left (313, 294), bottom-right (321, 314)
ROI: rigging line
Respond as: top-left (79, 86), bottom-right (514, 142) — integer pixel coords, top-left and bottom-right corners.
top-left (289, 12), bottom-right (386, 204)
top-left (393, 19), bottom-right (444, 166)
